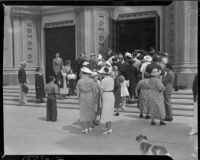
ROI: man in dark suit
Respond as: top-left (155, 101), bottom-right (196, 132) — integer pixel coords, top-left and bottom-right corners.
top-left (18, 61), bottom-right (27, 104)
top-left (162, 63), bottom-right (175, 121)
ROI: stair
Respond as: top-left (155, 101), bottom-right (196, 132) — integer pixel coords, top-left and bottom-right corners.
top-left (3, 86), bottom-right (194, 117)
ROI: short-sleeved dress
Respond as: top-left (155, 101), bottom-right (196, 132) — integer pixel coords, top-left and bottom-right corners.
top-left (148, 77), bottom-right (166, 119)
top-left (121, 81), bottom-right (129, 97)
top-left (136, 79), bottom-right (151, 114)
top-left (100, 76), bottom-right (115, 123)
top-left (76, 76), bottom-right (97, 122)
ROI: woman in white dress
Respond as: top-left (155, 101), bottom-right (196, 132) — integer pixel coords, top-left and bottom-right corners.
top-left (60, 66), bottom-right (68, 98)
top-left (99, 66), bottom-right (115, 135)
top-left (120, 75), bottom-right (129, 109)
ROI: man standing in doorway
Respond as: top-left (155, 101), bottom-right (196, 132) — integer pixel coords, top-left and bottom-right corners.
top-left (53, 52), bottom-right (63, 99)
top-left (18, 61), bottom-right (27, 104)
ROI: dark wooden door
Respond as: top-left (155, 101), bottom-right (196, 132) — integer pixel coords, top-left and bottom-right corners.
top-left (111, 19), bottom-right (119, 54)
top-left (45, 26), bottom-right (75, 82)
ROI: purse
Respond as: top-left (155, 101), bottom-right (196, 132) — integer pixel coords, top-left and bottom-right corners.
top-left (22, 84), bottom-right (28, 93)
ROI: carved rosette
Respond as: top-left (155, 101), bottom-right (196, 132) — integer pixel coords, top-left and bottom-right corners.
top-left (97, 13), bottom-right (105, 55)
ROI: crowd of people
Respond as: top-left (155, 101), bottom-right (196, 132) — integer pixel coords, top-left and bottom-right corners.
top-left (17, 47), bottom-right (198, 136)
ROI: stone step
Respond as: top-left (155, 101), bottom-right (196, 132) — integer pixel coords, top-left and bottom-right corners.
top-left (3, 100), bottom-right (193, 117)
top-left (3, 96), bottom-right (193, 111)
top-left (3, 87), bottom-right (193, 95)
top-left (3, 93), bottom-right (194, 105)
top-left (3, 89), bottom-right (193, 99)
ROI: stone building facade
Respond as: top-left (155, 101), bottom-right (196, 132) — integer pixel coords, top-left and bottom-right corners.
top-left (3, 1), bottom-right (198, 88)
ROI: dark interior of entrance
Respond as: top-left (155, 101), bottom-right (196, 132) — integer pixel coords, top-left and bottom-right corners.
top-left (118, 18), bottom-right (156, 53)
top-left (45, 26), bottom-right (75, 82)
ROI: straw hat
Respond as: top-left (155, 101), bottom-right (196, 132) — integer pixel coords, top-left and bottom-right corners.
top-left (118, 54), bottom-right (124, 59)
top-left (91, 72), bottom-right (98, 77)
top-left (125, 52), bottom-right (132, 58)
top-left (105, 61), bottom-right (112, 68)
top-left (144, 55), bottom-right (152, 62)
top-left (98, 67), bottom-right (111, 75)
top-left (82, 61), bottom-right (89, 66)
top-left (20, 61), bottom-right (26, 65)
top-left (81, 67), bottom-right (92, 74)
top-left (150, 68), bottom-right (161, 76)
top-left (97, 54), bottom-right (102, 60)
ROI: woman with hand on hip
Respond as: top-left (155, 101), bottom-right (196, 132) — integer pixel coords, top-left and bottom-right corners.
top-left (99, 66), bottom-right (115, 135)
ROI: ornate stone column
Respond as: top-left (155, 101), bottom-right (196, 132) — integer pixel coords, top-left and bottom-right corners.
top-left (174, 1), bottom-right (197, 88)
top-left (3, 6), bottom-right (41, 85)
top-left (166, 1), bottom-right (197, 88)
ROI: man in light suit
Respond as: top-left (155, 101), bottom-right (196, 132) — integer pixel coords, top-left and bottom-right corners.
top-left (162, 63), bottom-right (175, 121)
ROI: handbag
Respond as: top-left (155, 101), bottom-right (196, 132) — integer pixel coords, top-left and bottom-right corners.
top-left (22, 84), bottom-right (28, 93)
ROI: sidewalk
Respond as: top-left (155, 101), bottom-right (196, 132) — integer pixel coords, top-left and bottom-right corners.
top-left (4, 104), bottom-right (197, 159)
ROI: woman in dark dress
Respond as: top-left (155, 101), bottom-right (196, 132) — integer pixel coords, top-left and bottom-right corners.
top-left (35, 67), bottom-right (46, 103)
top-left (126, 60), bottom-right (138, 101)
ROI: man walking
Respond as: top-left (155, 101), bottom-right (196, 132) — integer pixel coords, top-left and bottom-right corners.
top-left (162, 63), bottom-right (175, 121)
top-left (18, 61), bottom-right (27, 104)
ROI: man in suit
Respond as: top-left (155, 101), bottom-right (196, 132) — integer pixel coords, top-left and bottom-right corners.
top-left (162, 63), bottom-right (175, 121)
top-left (18, 61), bottom-right (27, 104)
top-left (53, 52), bottom-right (63, 99)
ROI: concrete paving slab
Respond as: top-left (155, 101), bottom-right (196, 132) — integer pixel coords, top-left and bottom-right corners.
top-left (3, 104), bottom-right (197, 160)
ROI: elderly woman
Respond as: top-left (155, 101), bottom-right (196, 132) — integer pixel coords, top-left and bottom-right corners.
top-left (148, 68), bottom-right (166, 125)
top-left (99, 66), bottom-right (115, 135)
top-left (76, 67), bottom-right (97, 134)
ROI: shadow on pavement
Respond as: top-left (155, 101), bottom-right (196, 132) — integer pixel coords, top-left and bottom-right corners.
top-left (38, 117), bottom-right (47, 121)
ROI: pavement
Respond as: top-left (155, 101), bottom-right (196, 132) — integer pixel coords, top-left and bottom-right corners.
top-left (3, 104), bottom-right (198, 160)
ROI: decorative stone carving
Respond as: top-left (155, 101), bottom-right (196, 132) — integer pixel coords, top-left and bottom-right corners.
top-left (97, 13), bottom-right (106, 54)
top-left (44, 20), bottom-right (74, 28)
top-left (117, 10), bottom-right (158, 21)
top-left (10, 7), bottom-right (40, 19)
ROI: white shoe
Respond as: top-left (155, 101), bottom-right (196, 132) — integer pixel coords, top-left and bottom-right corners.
top-left (88, 128), bottom-right (93, 132)
top-left (103, 129), bottom-right (112, 135)
top-left (81, 129), bottom-right (88, 134)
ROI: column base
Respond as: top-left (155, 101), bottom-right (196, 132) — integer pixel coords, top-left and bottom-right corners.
top-left (177, 72), bottom-right (196, 89)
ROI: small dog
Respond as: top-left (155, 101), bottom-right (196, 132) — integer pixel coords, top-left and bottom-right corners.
top-left (136, 134), bottom-right (171, 156)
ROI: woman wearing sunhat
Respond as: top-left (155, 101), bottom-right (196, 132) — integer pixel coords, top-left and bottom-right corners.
top-left (76, 67), bottom-right (97, 134)
top-left (140, 55), bottom-right (152, 79)
top-left (99, 67), bottom-right (115, 134)
top-left (148, 68), bottom-right (166, 126)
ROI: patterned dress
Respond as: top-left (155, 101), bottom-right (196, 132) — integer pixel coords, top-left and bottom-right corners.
top-left (148, 77), bottom-right (166, 119)
top-left (100, 76), bottom-right (115, 123)
top-left (76, 76), bottom-right (97, 122)
top-left (136, 78), bottom-right (151, 114)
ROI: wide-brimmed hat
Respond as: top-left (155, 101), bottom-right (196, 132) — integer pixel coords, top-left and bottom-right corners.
top-left (81, 67), bottom-right (92, 74)
top-left (118, 54), bottom-right (124, 59)
top-left (91, 72), bottom-right (98, 77)
top-left (150, 68), bottom-right (161, 76)
top-left (144, 55), bottom-right (152, 62)
top-left (20, 61), bottom-right (26, 65)
top-left (125, 52), bottom-right (132, 58)
top-left (82, 61), bottom-right (89, 66)
top-left (98, 67), bottom-right (111, 75)
top-left (105, 61), bottom-right (112, 67)
top-left (90, 52), bottom-right (96, 57)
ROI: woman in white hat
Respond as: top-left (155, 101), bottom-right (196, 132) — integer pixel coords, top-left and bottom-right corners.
top-left (140, 55), bottom-right (152, 79)
top-left (148, 68), bottom-right (166, 126)
top-left (99, 67), bottom-right (115, 134)
top-left (76, 67), bottom-right (97, 134)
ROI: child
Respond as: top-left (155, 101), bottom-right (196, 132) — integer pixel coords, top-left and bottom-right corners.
top-left (120, 75), bottom-right (129, 110)
top-left (35, 67), bottom-right (46, 103)
top-left (67, 69), bottom-right (77, 96)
